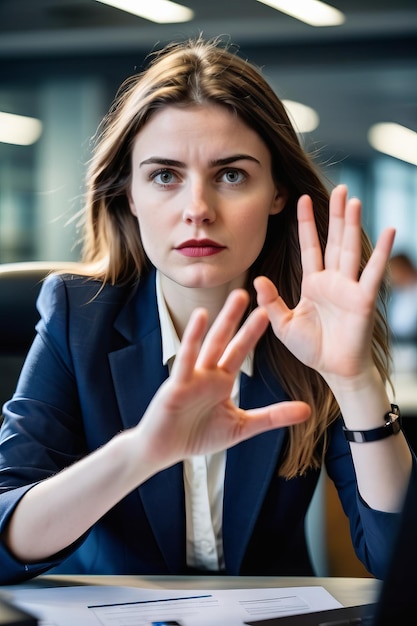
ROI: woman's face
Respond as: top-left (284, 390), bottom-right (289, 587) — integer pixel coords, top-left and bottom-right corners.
top-left (128, 103), bottom-right (286, 293)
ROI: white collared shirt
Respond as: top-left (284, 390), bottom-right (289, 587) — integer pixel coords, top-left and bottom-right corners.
top-left (155, 271), bottom-right (253, 571)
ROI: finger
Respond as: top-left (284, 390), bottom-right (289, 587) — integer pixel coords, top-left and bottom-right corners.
top-left (217, 306), bottom-right (269, 373)
top-left (324, 184), bottom-right (348, 271)
top-left (236, 400), bottom-right (311, 441)
top-left (196, 289), bottom-right (249, 369)
top-left (338, 196), bottom-right (363, 279)
top-left (360, 227), bottom-right (396, 299)
top-left (171, 307), bottom-right (208, 382)
top-left (297, 194), bottom-right (324, 275)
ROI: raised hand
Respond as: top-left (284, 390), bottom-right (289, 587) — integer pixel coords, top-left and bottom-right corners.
top-left (138, 289), bottom-right (310, 470)
top-left (254, 185), bottom-right (395, 384)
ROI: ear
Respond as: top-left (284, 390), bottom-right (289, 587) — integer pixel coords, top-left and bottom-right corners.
top-left (269, 186), bottom-right (288, 216)
top-left (127, 190), bottom-right (137, 216)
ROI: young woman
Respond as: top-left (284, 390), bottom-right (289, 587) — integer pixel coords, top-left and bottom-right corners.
top-left (0, 36), bottom-right (414, 584)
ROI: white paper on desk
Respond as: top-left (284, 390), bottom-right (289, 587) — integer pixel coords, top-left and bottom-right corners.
top-left (5, 585), bottom-right (342, 626)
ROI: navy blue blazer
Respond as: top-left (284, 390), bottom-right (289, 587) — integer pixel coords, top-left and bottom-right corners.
top-left (0, 269), bottom-right (413, 584)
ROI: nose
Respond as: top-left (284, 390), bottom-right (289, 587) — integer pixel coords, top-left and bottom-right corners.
top-left (182, 182), bottom-right (216, 225)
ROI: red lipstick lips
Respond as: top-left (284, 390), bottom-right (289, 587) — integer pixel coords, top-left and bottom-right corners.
top-left (176, 239), bottom-right (225, 258)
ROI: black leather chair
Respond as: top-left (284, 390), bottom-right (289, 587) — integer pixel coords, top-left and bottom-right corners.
top-left (0, 262), bottom-right (65, 416)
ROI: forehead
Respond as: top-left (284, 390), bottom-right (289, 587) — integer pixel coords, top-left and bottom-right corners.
top-left (131, 103), bottom-right (270, 161)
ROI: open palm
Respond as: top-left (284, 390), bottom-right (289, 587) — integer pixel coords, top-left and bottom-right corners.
top-left (137, 289), bottom-right (310, 470)
top-left (255, 185), bottom-right (395, 382)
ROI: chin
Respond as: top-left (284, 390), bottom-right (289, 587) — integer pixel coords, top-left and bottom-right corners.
top-left (170, 269), bottom-right (247, 292)
top-left (175, 277), bottom-right (221, 290)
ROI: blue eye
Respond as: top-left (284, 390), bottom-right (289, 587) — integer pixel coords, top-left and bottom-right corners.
top-left (152, 169), bottom-right (177, 185)
top-left (222, 169), bottom-right (245, 184)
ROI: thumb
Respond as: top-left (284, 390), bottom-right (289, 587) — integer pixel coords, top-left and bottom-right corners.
top-left (242, 400), bottom-right (311, 440)
top-left (253, 276), bottom-right (291, 333)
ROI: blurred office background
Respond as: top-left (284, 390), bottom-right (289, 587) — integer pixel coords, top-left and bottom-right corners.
top-left (1, 0), bottom-right (417, 577)
top-left (1, 0), bottom-right (417, 265)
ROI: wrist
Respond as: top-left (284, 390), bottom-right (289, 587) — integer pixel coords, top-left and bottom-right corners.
top-left (109, 428), bottom-right (161, 491)
top-left (326, 365), bottom-right (388, 408)
top-left (327, 366), bottom-right (394, 431)
top-left (119, 423), bottom-right (179, 486)
top-left (324, 364), bottom-right (383, 397)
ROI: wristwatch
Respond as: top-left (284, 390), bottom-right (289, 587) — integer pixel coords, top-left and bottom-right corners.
top-left (343, 404), bottom-right (401, 443)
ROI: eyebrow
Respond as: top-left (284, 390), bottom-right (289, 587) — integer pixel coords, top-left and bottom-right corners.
top-left (139, 154), bottom-right (261, 168)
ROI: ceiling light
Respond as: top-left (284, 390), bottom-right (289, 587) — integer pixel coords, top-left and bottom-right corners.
top-left (0, 112), bottom-right (43, 146)
top-left (256, 0), bottom-right (345, 27)
top-left (283, 100), bottom-right (319, 133)
top-left (368, 123), bottom-right (417, 167)
top-left (94, 0), bottom-right (194, 24)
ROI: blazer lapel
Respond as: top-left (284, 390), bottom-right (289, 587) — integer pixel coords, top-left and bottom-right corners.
top-left (223, 361), bottom-right (289, 574)
top-left (108, 271), bottom-right (186, 572)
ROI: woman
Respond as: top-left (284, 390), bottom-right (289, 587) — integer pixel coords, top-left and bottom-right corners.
top-left (0, 36), bottom-right (414, 584)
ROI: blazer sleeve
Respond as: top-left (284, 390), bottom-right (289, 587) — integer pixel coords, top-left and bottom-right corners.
top-left (325, 416), bottom-right (417, 579)
top-left (0, 274), bottom-right (89, 583)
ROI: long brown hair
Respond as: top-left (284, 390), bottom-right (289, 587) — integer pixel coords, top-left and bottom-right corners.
top-left (78, 35), bottom-right (391, 477)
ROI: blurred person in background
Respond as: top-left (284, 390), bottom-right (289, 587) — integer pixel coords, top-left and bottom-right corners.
top-left (389, 252), bottom-right (417, 373)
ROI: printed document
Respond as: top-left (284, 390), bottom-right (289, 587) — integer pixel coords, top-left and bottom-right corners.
top-left (3, 584), bottom-right (342, 626)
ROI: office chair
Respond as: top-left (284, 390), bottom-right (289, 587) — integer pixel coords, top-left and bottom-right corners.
top-left (0, 261), bottom-right (67, 418)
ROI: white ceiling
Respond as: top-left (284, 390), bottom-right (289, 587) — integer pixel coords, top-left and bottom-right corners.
top-left (1, 0), bottom-right (417, 163)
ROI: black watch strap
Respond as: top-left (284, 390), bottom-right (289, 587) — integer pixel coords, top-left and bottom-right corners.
top-left (343, 404), bottom-right (401, 443)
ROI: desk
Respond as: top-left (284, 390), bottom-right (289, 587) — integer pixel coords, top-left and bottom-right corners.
top-left (4, 574), bottom-right (381, 609)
